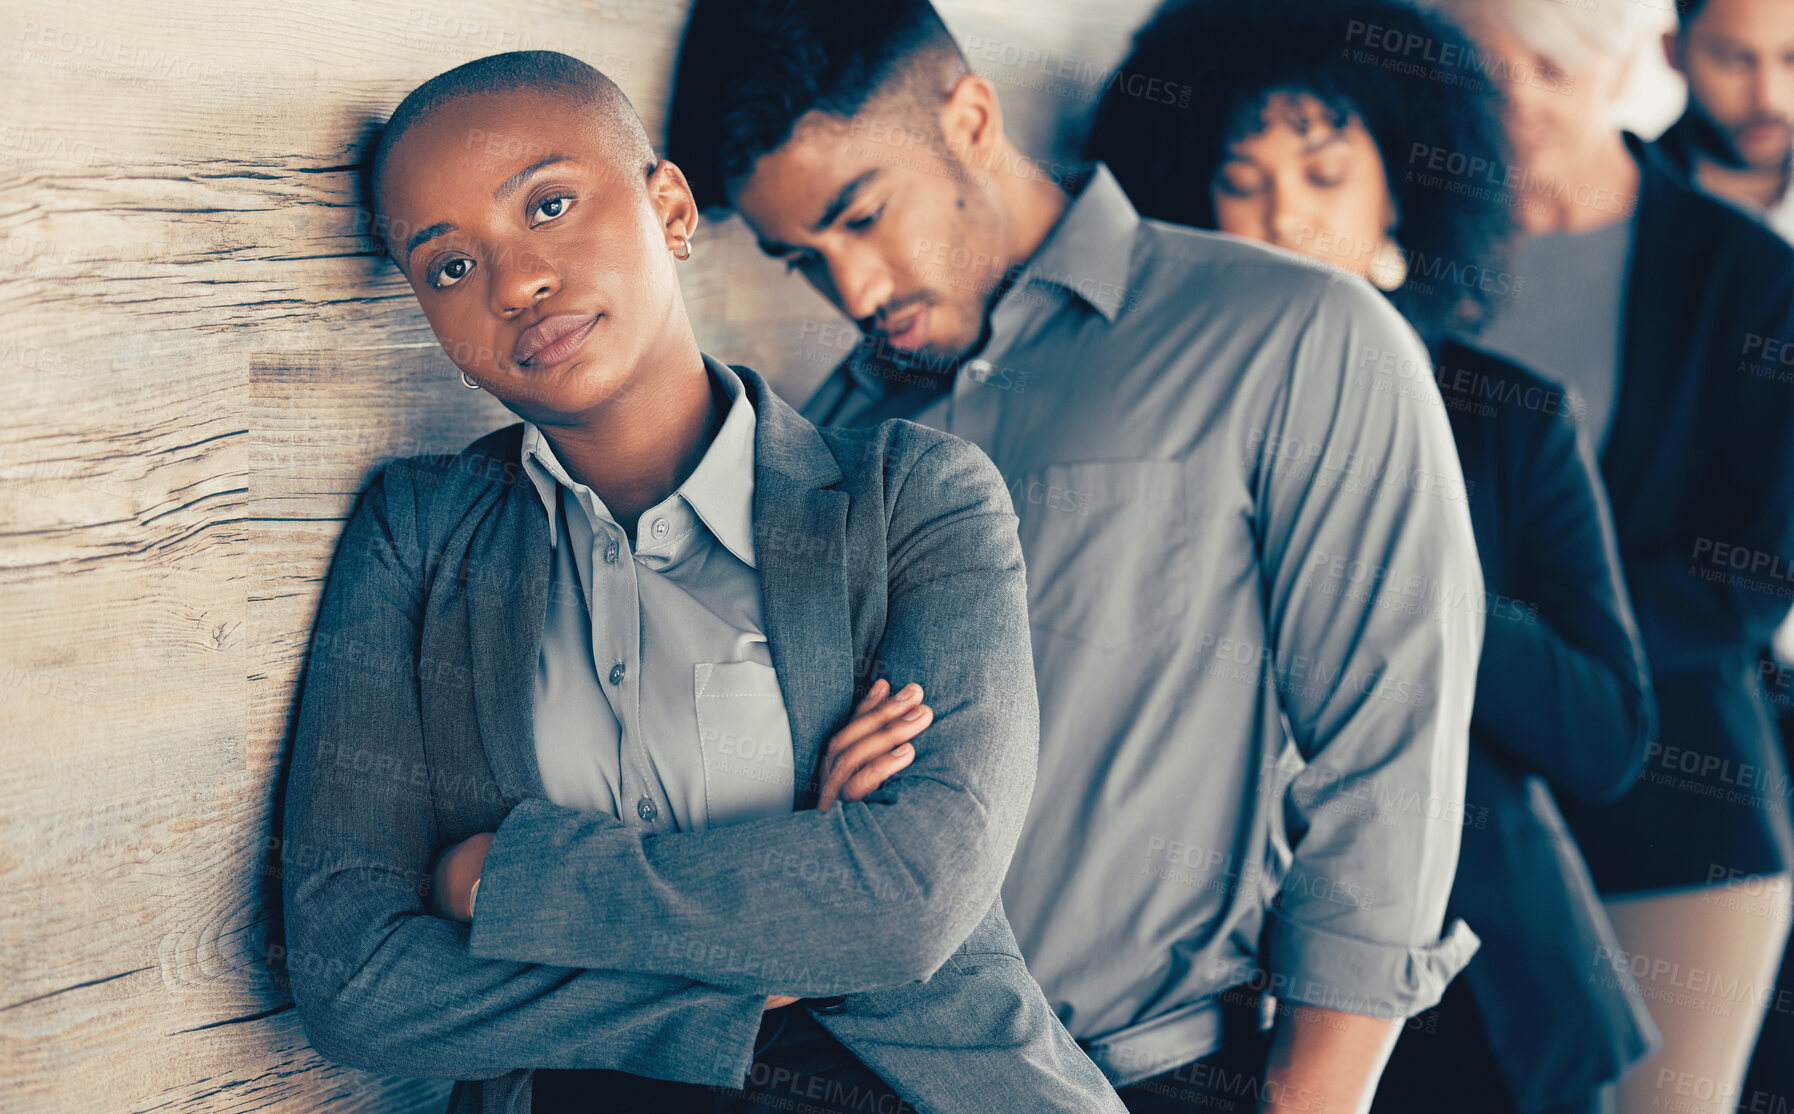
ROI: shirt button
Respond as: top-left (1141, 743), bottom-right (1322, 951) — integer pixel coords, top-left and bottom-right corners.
top-left (651, 517), bottom-right (669, 539)
top-left (636, 797), bottom-right (658, 822)
top-left (609, 662), bottom-right (626, 685)
top-left (603, 541), bottom-right (619, 564)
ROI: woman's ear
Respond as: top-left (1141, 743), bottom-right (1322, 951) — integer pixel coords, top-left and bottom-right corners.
top-left (1381, 180), bottom-right (1403, 236)
top-left (646, 159), bottom-right (701, 247)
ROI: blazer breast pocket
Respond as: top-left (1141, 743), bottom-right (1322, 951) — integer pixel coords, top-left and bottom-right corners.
top-left (1008, 458), bottom-right (1195, 653)
top-left (694, 659), bottom-right (797, 830)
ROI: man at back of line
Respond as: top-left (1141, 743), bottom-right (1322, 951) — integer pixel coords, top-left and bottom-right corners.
top-left (1660, 0), bottom-right (1794, 1102)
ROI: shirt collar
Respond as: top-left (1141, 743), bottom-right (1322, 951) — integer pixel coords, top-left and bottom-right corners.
top-left (840, 162), bottom-right (1141, 400)
top-left (1009, 162), bottom-right (1140, 324)
top-left (518, 353), bottom-right (759, 567)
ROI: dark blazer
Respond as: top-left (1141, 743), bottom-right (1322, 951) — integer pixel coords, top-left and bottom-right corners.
top-left (278, 362), bottom-right (1126, 1114)
top-left (1434, 340), bottom-right (1659, 1111)
top-left (1556, 134), bottom-right (1794, 891)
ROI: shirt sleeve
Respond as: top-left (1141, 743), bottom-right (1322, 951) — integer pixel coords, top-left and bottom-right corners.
top-left (1252, 276), bottom-right (1483, 1019)
top-left (1471, 390), bottom-right (1656, 803)
top-left (466, 431), bottom-right (1040, 996)
top-left (281, 461), bottom-right (766, 1082)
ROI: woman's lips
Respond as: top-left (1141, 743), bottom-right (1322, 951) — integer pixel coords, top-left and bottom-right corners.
top-left (514, 313), bottom-right (600, 368)
top-left (884, 306), bottom-right (931, 352)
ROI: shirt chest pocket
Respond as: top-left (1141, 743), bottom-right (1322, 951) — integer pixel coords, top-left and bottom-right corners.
top-left (1009, 458), bottom-right (1195, 653)
top-left (693, 659), bottom-right (797, 829)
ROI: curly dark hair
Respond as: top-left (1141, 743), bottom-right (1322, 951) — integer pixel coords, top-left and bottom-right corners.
top-left (1086, 0), bottom-right (1515, 344)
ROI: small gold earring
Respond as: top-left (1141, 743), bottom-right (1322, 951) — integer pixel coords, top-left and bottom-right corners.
top-left (1369, 234), bottom-right (1409, 293)
top-left (461, 369), bottom-right (482, 390)
top-left (671, 235), bottom-right (692, 261)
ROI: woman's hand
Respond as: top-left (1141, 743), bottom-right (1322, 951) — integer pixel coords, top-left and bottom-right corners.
top-left (428, 832), bottom-right (494, 922)
top-left (815, 679), bottom-right (932, 812)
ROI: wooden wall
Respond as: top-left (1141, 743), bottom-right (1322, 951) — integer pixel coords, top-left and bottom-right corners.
top-left (0, 1), bottom-right (1676, 1110)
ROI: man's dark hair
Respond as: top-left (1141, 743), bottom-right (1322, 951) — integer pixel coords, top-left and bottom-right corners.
top-left (667, 0), bottom-right (968, 213)
top-left (1087, 0), bottom-right (1515, 344)
top-left (1678, 0), bottom-right (1711, 28)
top-left (362, 50), bottom-right (656, 257)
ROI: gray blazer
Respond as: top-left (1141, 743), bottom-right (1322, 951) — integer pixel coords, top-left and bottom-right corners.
top-left (278, 362), bottom-right (1125, 1114)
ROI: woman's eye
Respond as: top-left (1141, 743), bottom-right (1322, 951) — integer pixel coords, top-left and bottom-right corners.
top-left (1215, 171), bottom-right (1263, 198)
top-left (1310, 166), bottom-right (1348, 188)
top-left (784, 251), bottom-right (818, 274)
top-left (433, 257), bottom-right (474, 289)
top-left (532, 195), bottom-right (573, 224)
top-left (845, 204), bottom-right (884, 232)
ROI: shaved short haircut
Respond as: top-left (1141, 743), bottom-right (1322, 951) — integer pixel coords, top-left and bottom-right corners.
top-left (364, 50), bottom-right (656, 257)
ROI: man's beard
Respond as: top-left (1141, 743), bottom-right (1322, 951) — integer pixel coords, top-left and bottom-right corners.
top-left (858, 323), bottom-right (959, 386)
top-left (855, 251), bottom-right (1026, 388)
top-left (1691, 97), bottom-right (1792, 172)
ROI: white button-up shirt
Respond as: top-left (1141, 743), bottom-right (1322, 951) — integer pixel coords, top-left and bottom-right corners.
top-left (520, 355), bottom-right (796, 832)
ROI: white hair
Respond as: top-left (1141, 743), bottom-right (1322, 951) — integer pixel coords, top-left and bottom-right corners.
top-left (1427, 0), bottom-right (1644, 65)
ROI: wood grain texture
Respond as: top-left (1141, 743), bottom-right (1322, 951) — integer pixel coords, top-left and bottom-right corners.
top-left (0, 0), bottom-right (1683, 1110)
top-left (0, 1), bottom-right (1167, 1110)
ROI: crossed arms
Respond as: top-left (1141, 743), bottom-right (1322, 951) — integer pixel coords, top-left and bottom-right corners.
top-left (279, 432), bottom-right (1037, 1082)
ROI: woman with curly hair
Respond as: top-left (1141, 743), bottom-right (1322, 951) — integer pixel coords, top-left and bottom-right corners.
top-left (1089, 2), bottom-right (1661, 1110)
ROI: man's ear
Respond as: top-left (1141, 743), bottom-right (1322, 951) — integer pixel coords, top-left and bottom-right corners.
top-left (647, 158), bottom-right (701, 245)
top-left (1663, 27), bottom-right (1686, 78)
top-left (939, 72), bottom-right (1005, 166)
top-left (1609, 45), bottom-right (1640, 107)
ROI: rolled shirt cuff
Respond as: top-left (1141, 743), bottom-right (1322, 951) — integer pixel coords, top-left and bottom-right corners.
top-left (1260, 909), bottom-right (1481, 1019)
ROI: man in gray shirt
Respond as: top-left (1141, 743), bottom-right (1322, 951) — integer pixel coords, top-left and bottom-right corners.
top-left (668, 1), bottom-right (1484, 1108)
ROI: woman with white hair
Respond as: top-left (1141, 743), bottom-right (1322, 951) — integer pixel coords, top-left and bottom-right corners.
top-left (1436, 0), bottom-right (1794, 1107)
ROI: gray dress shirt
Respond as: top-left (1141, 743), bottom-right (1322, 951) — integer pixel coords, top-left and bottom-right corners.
top-left (520, 355), bottom-right (795, 833)
top-left (803, 164), bottom-right (1484, 1084)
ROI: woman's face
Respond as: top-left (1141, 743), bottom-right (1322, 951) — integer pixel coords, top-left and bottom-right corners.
top-left (1209, 93), bottom-right (1397, 282)
top-left (376, 88), bottom-right (694, 424)
top-left (1462, 16), bottom-right (1630, 187)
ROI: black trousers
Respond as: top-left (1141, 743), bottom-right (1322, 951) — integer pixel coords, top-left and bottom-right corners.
top-left (529, 1005), bottom-right (909, 1114)
top-left (1370, 975), bottom-right (1610, 1114)
top-left (1118, 981), bottom-right (1612, 1114)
